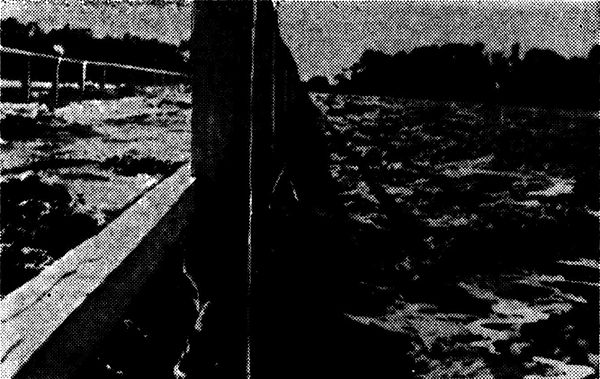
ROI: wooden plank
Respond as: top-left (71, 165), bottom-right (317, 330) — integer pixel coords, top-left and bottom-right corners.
top-left (0, 163), bottom-right (195, 379)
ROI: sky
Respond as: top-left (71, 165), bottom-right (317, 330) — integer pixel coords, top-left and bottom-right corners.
top-left (1, 0), bottom-right (598, 80)
top-left (277, 1), bottom-right (599, 80)
top-left (0, 0), bottom-right (194, 45)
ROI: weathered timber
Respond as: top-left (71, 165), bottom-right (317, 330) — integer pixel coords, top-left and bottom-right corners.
top-left (0, 164), bottom-right (195, 379)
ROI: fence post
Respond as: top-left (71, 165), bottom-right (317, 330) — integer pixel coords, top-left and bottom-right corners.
top-left (100, 67), bottom-right (107, 96)
top-left (80, 61), bottom-right (88, 100)
top-left (49, 57), bottom-right (62, 110)
top-left (21, 56), bottom-right (32, 103)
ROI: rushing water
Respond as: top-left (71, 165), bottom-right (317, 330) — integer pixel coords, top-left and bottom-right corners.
top-left (1, 89), bottom-right (191, 211)
top-left (312, 93), bottom-right (599, 379)
top-left (1, 89), bottom-right (597, 377)
top-left (0, 87), bottom-right (191, 295)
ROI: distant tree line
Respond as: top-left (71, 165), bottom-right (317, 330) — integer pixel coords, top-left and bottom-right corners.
top-left (0, 18), bottom-right (189, 84)
top-left (306, 42), bottom-right (599, 109)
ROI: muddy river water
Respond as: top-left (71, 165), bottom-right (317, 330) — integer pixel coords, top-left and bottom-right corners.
top-left (313, 93), bottom-right (599, 379)
top-left (0, 89), bottom-right (597, 378)
top-left (0, 87), bottom-right (191, 295)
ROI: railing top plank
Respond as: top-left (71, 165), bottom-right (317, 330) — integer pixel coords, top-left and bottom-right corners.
top-left (0, 45), bottom-right (189, 77)
top-left (0, 163), bottom-right (194, 379)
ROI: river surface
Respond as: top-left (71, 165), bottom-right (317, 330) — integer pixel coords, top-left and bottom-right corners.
top-left (1, 87), bottom-right (191, 213)
top-left (1, 90), bottom-right (597, 378)
top-left (0, 86), bottom-right (191, 295)
top-left (312, 93), bottom-right (599, 379)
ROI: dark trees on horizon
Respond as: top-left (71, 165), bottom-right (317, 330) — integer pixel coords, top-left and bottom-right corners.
top-left (2, 18), bottom-right (598, 109)
top-left (307, 42), bottom-right (599, 109)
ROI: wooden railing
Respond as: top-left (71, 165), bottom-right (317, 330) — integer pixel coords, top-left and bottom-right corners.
top-left (0, 45), bottom-right (188, 106)
top-left (0, 46), bottom-right (188, 78)
top-left (0, 164), bottom-right (195, 379)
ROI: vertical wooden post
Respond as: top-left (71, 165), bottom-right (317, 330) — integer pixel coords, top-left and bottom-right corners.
top-left (187, 1), bottom-right (362, 378)
top-left (21, 56), bottom-right (32, 103)
top-left (99, 67), bottom-right (106, 97)
top-left (55, 58), bottom-right (62, 107)
top-left (49, 58), bottom-right (62, 110)
top-left (80, 61), bottom-right (87, 100)
top-left (189, 1), bottom-right (259, 377)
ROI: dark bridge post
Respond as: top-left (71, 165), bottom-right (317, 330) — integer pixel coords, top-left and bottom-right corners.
top-left (189, 1), bottom-right (260, 376)
top-left (189, 0), bottom-right (292, 375)
top-left (189, 1), bottom-right (375, 377)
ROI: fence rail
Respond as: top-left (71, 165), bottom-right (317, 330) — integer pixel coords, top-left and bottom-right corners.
top-left (0, 46), bottom-right (189, 77)
top-left (0, 45), bottom-right (189, 107)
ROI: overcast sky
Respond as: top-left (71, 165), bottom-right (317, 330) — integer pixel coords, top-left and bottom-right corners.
top-left (0, 0), bottom-right (194, 44)
top-left (277, 1), bottom-right (599, 80)
top-left (1, 1), bottom-right (597, 79)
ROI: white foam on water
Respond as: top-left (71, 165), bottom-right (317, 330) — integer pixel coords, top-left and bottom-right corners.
top-left (53, 96), bottom-right (161, 125)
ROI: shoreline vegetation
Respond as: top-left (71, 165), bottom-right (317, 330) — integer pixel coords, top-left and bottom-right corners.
top-left (305, 42), bottom-right (599, 110)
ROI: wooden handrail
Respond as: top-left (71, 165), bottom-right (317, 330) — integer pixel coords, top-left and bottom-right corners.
top-left (0, 164), bottom-right (195, 379)
top-left (0, 45), bottom-right (189, 77)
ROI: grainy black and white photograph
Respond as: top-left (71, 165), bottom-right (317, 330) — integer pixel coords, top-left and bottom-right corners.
top-left (0, 1), bottom-right (598, 378)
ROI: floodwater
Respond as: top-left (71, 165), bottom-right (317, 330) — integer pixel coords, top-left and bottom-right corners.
top-left (0, 86), bottom-right (191, 295)
top-left (1, 88), bottom-right (597, 377)
top-left (313, 93), bottom-right (599, 379)
top-left (1, 87), bottom-right (191, 213)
